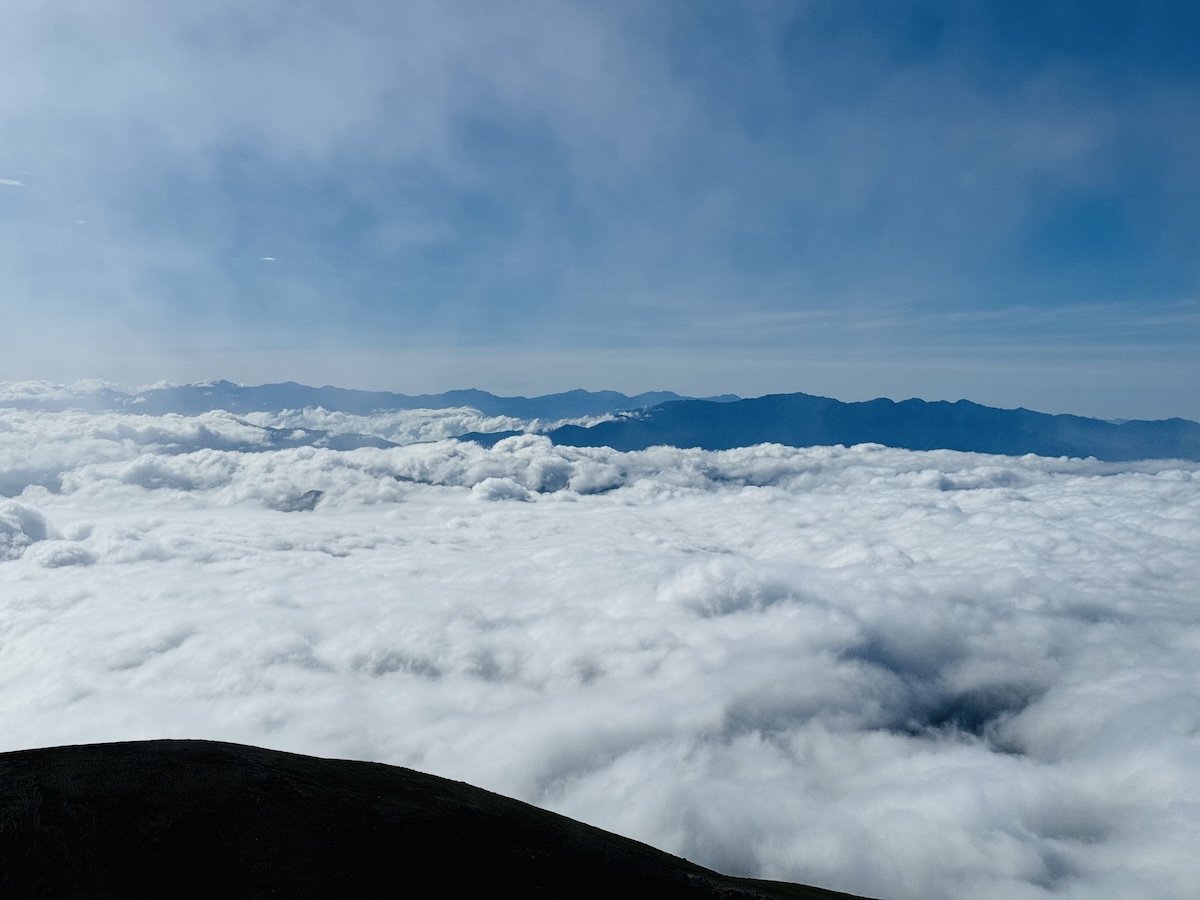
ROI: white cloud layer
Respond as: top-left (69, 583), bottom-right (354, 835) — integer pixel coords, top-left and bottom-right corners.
top-left (2, 403), bottom-right (1199, 899)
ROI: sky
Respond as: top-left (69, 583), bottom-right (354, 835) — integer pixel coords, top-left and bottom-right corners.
top-left (1, 1), bottom-right (1198, 420)
top-left (2, 403), bottom-right (1199, 898)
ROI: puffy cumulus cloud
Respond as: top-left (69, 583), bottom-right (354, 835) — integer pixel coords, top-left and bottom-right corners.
top-left (241, 406), bottom-right (615, 445)
top-left (471, 477), bottom-right (532, 502)
top-left (1, 407), bottom-right (1199, 899)
top-left (242, 406), bottom-right (528, 444)
top-left (0, 379), bottom-right (122, 402)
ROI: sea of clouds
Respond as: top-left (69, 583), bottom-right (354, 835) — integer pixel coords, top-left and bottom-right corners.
top-left (2, 397), bottom-right (1199, 900)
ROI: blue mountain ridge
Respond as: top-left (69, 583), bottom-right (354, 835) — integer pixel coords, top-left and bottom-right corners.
top-left (463, 393), bottom-right (1200, 462)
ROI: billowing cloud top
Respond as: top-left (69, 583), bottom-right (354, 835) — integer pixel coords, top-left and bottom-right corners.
top-left (2, 400), bottom-right (1199, 899)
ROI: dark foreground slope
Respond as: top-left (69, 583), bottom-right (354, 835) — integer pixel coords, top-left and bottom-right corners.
top-left (0, 740), bottom-right (871, 900)
top-left (540, 393), bottom-right (1200, 461)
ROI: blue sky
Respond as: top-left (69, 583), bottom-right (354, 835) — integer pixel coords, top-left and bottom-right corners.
top-left (1, 1), bottom-right (1197, 419)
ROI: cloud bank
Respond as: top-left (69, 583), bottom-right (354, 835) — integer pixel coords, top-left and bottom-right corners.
top-left (1, 402), bottom-right (1198, 899)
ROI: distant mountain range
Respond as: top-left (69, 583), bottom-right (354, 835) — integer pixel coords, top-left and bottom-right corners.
top-left (1, 380), bottom-right (737, 420)
top-left (464, 393), bottom-right (1200, 462)
top-left (5, 381), bottom-right (1197, 461)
